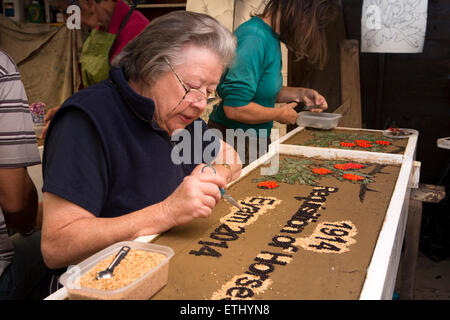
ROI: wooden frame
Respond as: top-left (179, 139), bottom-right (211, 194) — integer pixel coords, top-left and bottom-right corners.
top-left (45, 125), bottom-right (418, 300)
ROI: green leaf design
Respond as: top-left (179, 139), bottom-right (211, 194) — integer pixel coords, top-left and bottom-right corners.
top-left (297, 130), bottom-right (402, 153)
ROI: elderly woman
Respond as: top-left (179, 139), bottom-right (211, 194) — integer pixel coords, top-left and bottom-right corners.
top-left (41, 11), bottom-right (241, 269)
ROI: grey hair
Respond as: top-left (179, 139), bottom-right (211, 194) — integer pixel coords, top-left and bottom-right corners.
top-left (111, 11), bottom-right (236, 85)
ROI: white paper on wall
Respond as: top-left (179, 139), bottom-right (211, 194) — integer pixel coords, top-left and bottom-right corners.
top-left (186, 0), bottom-right (235, 31)
top-left (233, 0), bottom-right (268, 30)
top-left (361, 0), bottom-right (428, 53)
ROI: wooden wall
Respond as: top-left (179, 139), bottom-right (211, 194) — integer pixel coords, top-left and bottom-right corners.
top-left (342, 0), bottom-right (450, 185)
top-left (291, 0), bottom-right (449, 185)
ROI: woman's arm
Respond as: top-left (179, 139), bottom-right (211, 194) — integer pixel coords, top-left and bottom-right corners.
top-left (41, 192), bottom-right (151, 269)
top-left (0, 167), bottom-right (38, 234)
top-left (41, 170), bottom-right (226, 269)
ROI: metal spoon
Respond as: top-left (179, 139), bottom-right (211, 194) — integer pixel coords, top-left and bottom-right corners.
top-left (96, 246), bottom-right (131, 280)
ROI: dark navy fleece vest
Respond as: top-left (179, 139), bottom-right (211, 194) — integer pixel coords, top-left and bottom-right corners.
top-left (43, 67), bottom-right (218, 218)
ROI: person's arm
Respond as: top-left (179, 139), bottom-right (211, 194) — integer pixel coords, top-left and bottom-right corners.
top-left (0, 167), bottom-right (38, 234)
top-left (42, 191), bottom-right (159, 269)
top-left (40, 108), bottom-right (230, 269)
top-left (41, 122), bottom-right (236, 268)
top-left (41, 170), bottom-right (225, 269)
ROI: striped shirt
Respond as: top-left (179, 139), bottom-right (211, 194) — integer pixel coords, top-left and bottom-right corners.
top-left (0, 50), bottom-right (41, 277)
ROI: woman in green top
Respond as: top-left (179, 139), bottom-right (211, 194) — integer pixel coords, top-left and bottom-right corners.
top-left (208, 0), bottom-right (338, 166)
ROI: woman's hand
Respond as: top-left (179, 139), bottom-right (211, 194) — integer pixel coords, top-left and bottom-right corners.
top-left (40, 107), bottom-right (59, 139)
top-left (276, 101), bottom-right (298, 124)
top-left (277, 87), bottom-right (328, 113)
top-left (160, 165), bottom-right (226, 227)
top-left (302, 89), bottom-right (328, 112)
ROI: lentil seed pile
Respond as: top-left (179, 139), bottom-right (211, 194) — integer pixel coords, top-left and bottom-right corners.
top-left (79, 249), bottom-right (166, 291)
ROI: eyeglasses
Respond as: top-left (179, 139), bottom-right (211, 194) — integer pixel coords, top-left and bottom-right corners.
top-left (164, 57), bottom-right (216, 105)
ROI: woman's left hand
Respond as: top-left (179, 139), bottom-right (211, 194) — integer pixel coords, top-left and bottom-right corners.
top-left (302, 89), bottom-right (328, 112)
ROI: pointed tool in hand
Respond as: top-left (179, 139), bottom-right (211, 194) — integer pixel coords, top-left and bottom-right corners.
top-left (219, 188), bottom-right (242, 211)
top-left (202, 164), bottom-right (242, 211)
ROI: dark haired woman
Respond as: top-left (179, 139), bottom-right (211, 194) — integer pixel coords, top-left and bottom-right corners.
top-left (208, 0), bottom-right (339, 166)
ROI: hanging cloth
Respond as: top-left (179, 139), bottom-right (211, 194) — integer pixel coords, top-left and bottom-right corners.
top-left (80, 3), bottom-right (135, 87)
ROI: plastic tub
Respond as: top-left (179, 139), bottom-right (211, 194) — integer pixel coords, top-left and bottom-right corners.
top-left (33, 123), bottom-right (44, 139)
top-left (59, 241), bottom-right (174, 300)
top-left (296, 111), bottom-right (342, 130)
